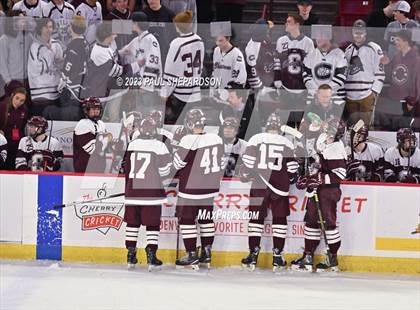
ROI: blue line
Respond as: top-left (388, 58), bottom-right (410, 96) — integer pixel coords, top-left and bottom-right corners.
top-left (36, 175), bottom-right (63, 260)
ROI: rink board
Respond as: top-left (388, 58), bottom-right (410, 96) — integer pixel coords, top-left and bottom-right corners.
top-left (0, 172), bottom-right (419, 274)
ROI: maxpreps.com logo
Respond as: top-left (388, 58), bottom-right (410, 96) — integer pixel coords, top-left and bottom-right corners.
top-left (74, 184), bottom-right (124, 235)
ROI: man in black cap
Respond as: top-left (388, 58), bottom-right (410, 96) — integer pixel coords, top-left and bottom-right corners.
top-left (297, 0), bottom-right (318, 26)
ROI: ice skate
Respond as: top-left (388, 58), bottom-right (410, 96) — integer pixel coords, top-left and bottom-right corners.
top-left (290, 253), bottom-right (313, 272)
top-left (316, 254), bottom-right (339, 272)
top-left (272, 248), bottom-right (287, 272)
top-left (199, 245), bottom-right (212, 269)
top-left (146, 247), bottom-right (162, 272)
top-left (127, 247), bottom-right (138, 270)
top-left (241, 246), bottom-right (260, 271)
top-left (175, 251), bottom-right (199, 270)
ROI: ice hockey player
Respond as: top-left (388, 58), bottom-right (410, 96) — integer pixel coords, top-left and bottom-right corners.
top-left (15, 116), bottom-right (63, 171)
top-left (221, 117), bottom-right (247, 178)
top-left (293, 118), bottom-right (347, 272)
top-left (173, 109), bottom-right (225, 269)
top-left (240, 113), bottom-right (299, 271)
top-left (347, 123), bottom-right (384, 182)
top-left (0, 131), bottom-right (8, 170)
top-left (160, 11), bottom-right (204, 124)
top-left (302, 27), bottom-right (347, 106)
top-left (123, 117), bottom-right (172, 270)
top-left (73, 97), bottom-right (113, 173)
top-left (384, 128), bottom-right (420, 183)
top-left (344, 19), bottom-right (385, 127)
top-left (75, 0), bottom-right (103, 44)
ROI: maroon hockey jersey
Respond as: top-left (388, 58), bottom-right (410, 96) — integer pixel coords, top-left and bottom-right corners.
top-left (173, 133), bottom-right (225, 199)
top-left (242, 132), bottom-right (299, 195)
top-left (124, 138), bottom-right (172, 205)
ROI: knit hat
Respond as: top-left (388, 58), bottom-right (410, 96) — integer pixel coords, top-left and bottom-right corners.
top-left (131, 11), bottom-right (149, 30)
top-left (173, 10), bottom-right (193, 34)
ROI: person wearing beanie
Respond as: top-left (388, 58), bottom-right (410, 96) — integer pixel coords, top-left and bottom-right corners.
top-left (344, 19), bottom-right (385, 127)
top-left (44, 16), bottom-right (89, 121)
top-left (297, 0), bottom-right (319, 26)
top-left (118, 12), bottom-right (162, 115)
top-left (384, 0), bottom-right (418, 60)
top-left (143, 0), bottom-right (176, 63)
top-left (160, 10), bottom-right (204, 124)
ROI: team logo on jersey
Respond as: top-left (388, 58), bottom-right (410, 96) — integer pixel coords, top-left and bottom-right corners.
top-left (314, 63), bottom-right (333, 80)
top-left (74, 183), bottom-right (124, 235)
top-left (392, 64), bottom-right (409, 86)
top-left (348, 55), bottom-right (364, 75)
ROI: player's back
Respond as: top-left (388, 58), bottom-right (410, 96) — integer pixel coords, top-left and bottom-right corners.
top-left (243, 132), bottom-right (296, 195)
top-left (174, 133), bottom-right (224, 199)
top-left (124, 138), bottom-right (172, 205)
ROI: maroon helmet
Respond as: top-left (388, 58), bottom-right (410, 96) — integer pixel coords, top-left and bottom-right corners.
top-left (148, 110), bottom-right (163, 128)
top-left (184, 109), bottom-right (206, 131)
top-left (26, 116), bottom-right (48, 138)
top-left (139, 117), bottom-right (158, 138)
top-left (397, 128), bottom-right (417, 150)
top-left (265, 112), bottom-right (282, 133)
top-left (82, 97), bottom-right (102, 121)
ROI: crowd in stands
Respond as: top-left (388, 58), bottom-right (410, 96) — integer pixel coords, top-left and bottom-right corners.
top-left (0, 0), bottom-right (419, 183)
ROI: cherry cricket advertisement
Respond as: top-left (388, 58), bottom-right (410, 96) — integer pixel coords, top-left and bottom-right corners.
top-left (61, 174), bottom-right (378, 256)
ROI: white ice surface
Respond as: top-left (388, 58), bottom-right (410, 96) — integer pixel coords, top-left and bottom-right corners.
top-left (1, 260), bottom-right (419, 310)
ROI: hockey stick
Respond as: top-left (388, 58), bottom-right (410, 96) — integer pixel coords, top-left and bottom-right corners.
top-left (281, 125), bottom-right (303, 139)
top-left (350, 119), bottom-right (365, 161)
top-left (44, 120), bottom-right (54, 171)
top-left (53, 192), bottom-right (125, 209)
top-left (314, 191), bottom-right (333, 266)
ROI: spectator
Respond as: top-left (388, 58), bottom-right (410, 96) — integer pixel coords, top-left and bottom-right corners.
top-left (105, 0), bottom-right (133, 49)
top-left (42, 0), bottom-right (75, 46)
top-left (214, 0), bottom-right (245, 23)
top-left (143, 0), bottom-right (176, 62)
top-left (0, 10), bottom-right (34, 90)
top-left (0, 85), bottom-right (28, 170)
top-left (81, 22), bottom-right (141, 99)
top-left (297, 0), bottom-right (318, 26)
top-left (75, 0), bottom-right (103, 44)
top-left (27, 18), bottom-right (63, 117)
top-left (106, 0), bottom-right (136, 14)
top-left (12, 0), bottom-right (45, 17)
top-left (73, 0), bottom-right (108, 18)
top-left (303, 30), bottom-right (347, 106)
top-left (44, 15), bottom-right (89, 121)
top-left (383, 0), bottom-right (418, 60)
top-left (344, 20), bottom-right (385, 127)
top-left (367, 0), bottom-right (398, 28)
top-left (161, 0), bottom-right (197, 32)
top-left (413, 1), bottom-right (420, 24)
top-left (383, 30), bottom-right (420, 129)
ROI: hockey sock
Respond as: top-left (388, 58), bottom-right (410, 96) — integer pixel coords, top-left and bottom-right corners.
top-left (272, 217), bottom-right (287, 251)
top-left (198, 221), bottom-right (215, 247)
top-left (325, 227), bottom-right (341, 255)
top-left (125, 225), bottom-right (140, 249)
top-left (180, 224), bottom-right (198, 252)
top-left (304, 225), bottom-right (321, 253)
top-left (248, 221), bottom-right (264, 249)
top-left (145, 226), bottom-right (160, 252)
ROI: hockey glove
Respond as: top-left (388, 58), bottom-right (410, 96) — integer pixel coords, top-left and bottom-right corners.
top-left (296, 176), bottom-right (308, 190)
